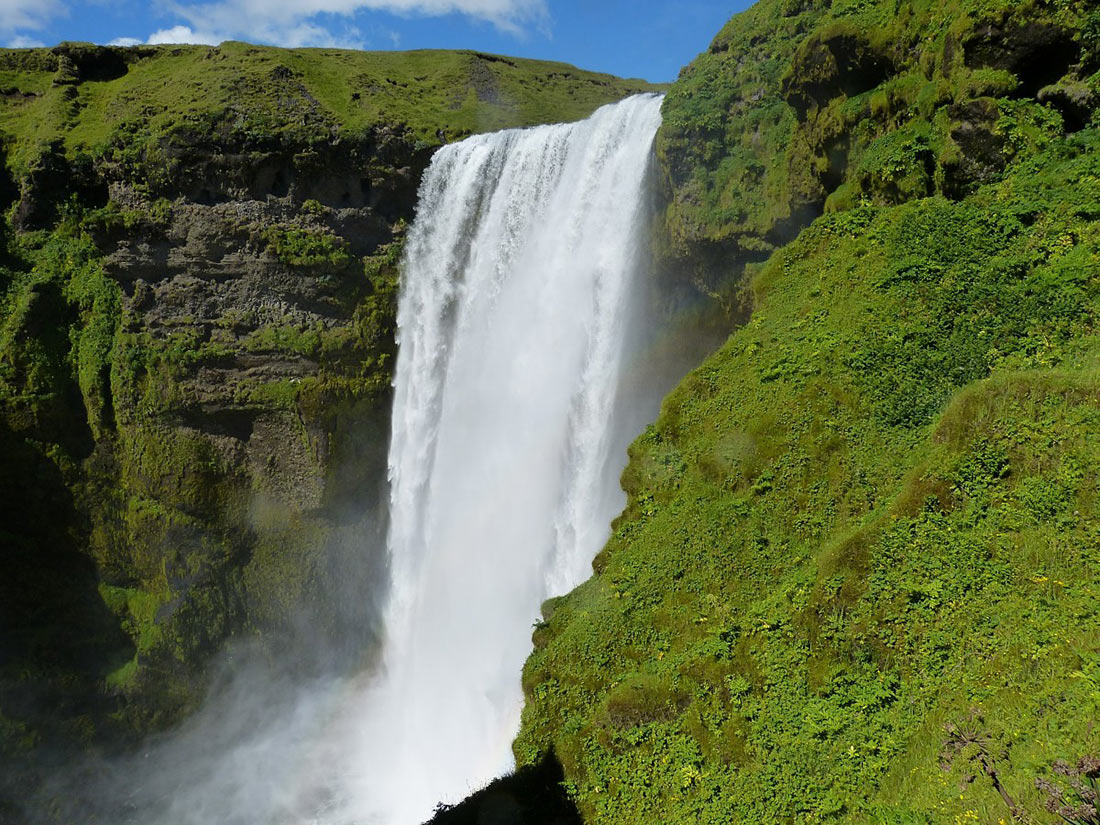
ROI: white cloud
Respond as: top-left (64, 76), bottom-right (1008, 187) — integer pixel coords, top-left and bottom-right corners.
top-left (0, 0), bottom-right (65, 36)
top-left (7, 33), bottom-right (45, 46)
top-left (165, 0), bottom-right (549, 46)
top-left (146, 24), bottom-right (220, 45)
top-left (112, 21), bottom-right (364, 49)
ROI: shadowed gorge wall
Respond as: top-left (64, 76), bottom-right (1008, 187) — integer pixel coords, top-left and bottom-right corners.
top-left (427, 754), bottom-right (582, 825)
top-left (0, 41), bottom-right (657, 800)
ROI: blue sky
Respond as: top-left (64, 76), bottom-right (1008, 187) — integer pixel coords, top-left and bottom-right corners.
top-left (0, 0), bottom-right (752, 83)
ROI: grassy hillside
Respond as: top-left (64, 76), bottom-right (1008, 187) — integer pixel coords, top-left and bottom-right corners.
top-left (0, 42), bottom-right (655, 174)
top-left (517, 1), bottom-right (1100, 822)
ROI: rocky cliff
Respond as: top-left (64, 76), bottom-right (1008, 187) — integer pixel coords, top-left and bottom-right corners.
top-left (0, 41), bottom-right (655, 787)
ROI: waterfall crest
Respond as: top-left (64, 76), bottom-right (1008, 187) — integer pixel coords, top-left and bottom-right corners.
top-left (350, 93), bottom-right (665, 823)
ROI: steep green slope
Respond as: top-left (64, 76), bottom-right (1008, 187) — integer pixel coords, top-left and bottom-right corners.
top-left (517, 1), bottom-right (1100, 823)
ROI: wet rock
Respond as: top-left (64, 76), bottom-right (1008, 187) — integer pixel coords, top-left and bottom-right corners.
top-left (427, 754), bottom-right (582, 825)
top-left (943, 98), bottom-right (1007, 199)
top-left (1038, 81), bottom-right (1097, 133)
top-left (783, 28), bottom-right (895, 119)
top-left (12, 143), bottom-right (107, 231)
top-left (962, 22), bottom-right (1080, 98)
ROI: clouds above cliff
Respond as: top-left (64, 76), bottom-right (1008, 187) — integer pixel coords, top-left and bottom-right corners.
top-left (1, 0), bottom-right (65, 43)
top-left (125, 0), bottom-right (548, 49)
top-left (6, 0), bottom-right (546, 49)
top-left (3, 0), bottom-right (734, 83)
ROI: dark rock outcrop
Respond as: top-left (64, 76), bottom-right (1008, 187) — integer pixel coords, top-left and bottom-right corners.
top-left (962, 22), bottom-right (1080, 98)
top-left (782, 27), bottom-right (895, 119)
top-left (427, 754), bottom-right (582, 825)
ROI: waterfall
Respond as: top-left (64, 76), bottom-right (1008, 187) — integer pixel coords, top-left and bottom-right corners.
top-left (344, 93), bottom-right (666, 824)
top-left (49, 93), bottom-right (666, 825)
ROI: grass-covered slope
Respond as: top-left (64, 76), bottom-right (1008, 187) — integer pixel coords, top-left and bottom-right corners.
top-left (0, 42), bottom-right (654, 173)
top-left (517, 1), bottom-right (1100, 823)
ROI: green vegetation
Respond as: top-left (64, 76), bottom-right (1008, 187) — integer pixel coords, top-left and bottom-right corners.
top-left (264, 225), bottom-right (352, 268)
top-left (0, 42), bottom-right (656, 176)
top-left (518, 1), bottom-right (1100, 822)
top-left (520, 130), bottom-right (1100, 825)
top-left (656, 0), bottom-right (1097, 293)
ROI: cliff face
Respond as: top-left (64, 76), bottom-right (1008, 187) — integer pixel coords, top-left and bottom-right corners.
top-left (518, 2), bottom-right (1100, 823)
top-left (654, 0), bottom-right (1097, 300)
top-left (0, 41), bottom-right (655, 776)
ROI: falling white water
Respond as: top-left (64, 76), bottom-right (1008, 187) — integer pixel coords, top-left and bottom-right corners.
top-left (32, 95), bottom-right (670, 825)
top-left (339, 93), bottom-right (665, 824)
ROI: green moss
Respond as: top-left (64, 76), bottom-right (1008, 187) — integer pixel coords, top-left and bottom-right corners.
top-left (0, 210), bottom-right (121, 446)
top-left (243, 323), bottom-right (325, 358)
top-left (61, 243), bottom-right (120, 437)
top-left (518, 114), bottom-right (1100, 822)
top-left (264, 226), bottom-right (352, 268)
top-left (656, 0), bottom-right (1095, 291)
top-left (104, 657), bottom-right (139, 691)
top-left (241, 510), bottom-right (330, 629)
top-left (98, 584), bottom-right (170, 649)
top-left (234, 377), bottom-right (304, 409)
top-left (0, 712), bottom-right (37, 753)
